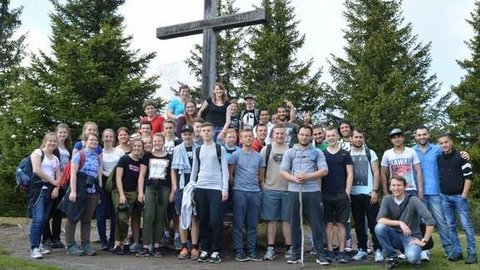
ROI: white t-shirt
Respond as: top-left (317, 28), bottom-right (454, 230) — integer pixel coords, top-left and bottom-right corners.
top-left (102, 147), bottom-right (124, 176)
top-left (381, 147), bottom-right (420, 191)
top-left (350, 146), bottom-right (378, 195)
top-left (165, 139), bottom-right (177, 155)
top-left (33, 149), bottom-right (59, 181)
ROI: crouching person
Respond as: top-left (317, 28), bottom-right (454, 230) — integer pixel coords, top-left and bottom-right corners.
top-left (375, 176), bottom-right (435, 269)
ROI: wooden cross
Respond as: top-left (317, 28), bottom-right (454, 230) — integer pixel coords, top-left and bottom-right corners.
top-left (156, 0), bottom-right (267, 100)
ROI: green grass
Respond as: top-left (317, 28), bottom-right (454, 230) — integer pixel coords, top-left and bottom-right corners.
top-left (0, 248), bottom-right (62, 270)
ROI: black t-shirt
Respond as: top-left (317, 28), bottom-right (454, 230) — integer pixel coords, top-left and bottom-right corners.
top-left (241, 109), bottom-right (258, 129)
top-left (141, 152), bottom-right (172, 188)
top-left (322, 148), bottom-right (353, 193)
top-left (115, 154), bottom-right (141, 192)
top-left (203, 97), bottom-right (230, 127)
top-left (175, 146), bottom-right (194, 187)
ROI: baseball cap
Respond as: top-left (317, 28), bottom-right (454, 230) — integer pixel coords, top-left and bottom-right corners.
top-left (181, 124), bottom-right (193, 133)
top-left (389, 128), bottom-right (403, 137)
top-left (244, 94), bottom-right (255, 100)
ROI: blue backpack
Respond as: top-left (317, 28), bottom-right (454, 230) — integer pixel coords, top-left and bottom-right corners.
top-left (15, 150), bottom-right (44, 192)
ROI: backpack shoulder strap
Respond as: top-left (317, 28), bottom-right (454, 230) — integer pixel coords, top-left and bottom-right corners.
top-left (79, 150), bottom-right (86, 169)
top-left (365, 145), bottom-right (372, 163)
top-left (215, 143), bottom-right (222, 165)
top-left (396, 195), bottom-right (412, 220)
top-left (265, 144), bottom-right (272, 168)
top-left (195, 146), bottom-right (201, 167)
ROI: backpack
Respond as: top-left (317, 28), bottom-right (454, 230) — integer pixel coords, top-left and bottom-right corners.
top-left (60, 151), bottom-right (86, 188)
top-left (15, 149), bottom-right (44, 192)
top-left (195, 144), bottom-right (222, 167)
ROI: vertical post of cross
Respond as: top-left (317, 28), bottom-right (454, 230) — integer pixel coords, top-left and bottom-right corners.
top-left (202, 0), bottom-right (217, 100)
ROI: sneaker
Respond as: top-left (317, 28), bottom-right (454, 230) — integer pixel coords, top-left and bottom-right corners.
top-left (398, 253), bottom-right (406, 260)
top-left (316, 255), bottom-right (330, 265)
top-left (51, 239), bottom-right (65, 249)
top-left (286, 256), bottom-right (301, 264)
top-left (101, 241), bottom-right (109, 251)
top-left (326, 250), bottom-right (335, 262)
top-left (174, 236), bottom-right (182, 250)
top-left (353, 249), bottom-right (368, 261)
top-left (420, 250), bottom-right (430, 262)
top-left (248, 253), bottom-right (263, 262)
top-left (448, 253), bottom-right (463, 262)
top-left (235, 253), bottom-right (249, 262)
top-left (153, 247), bottom-right (163, 257)
top-left (136, 247), bottom-right (150, 257)
top-left (466, 254), bottom-right (478, 264)
top-left (42, 239), bottom-right (53, 248)
top-left (81, 243), bottom-right (97, 256)
top-left (209, 251), bottom-right (222, 263)
top-left (112, 245), bottom-right (124, 255)
top-left (284, 246), bottom-right (292, 259)
top-left (345, 239), bottom-right (352, 252)
top-left (177, 248), bottom-right (189, 259)
top-left (386, 256), bottom-right (399, 269)
top-left (67, 243), bottom-right (84, 256)
top-left (129, 243), bottom-right (140, 253)
top-left (337, 251), bottom-right (348, 263)
top-left (375, 249), bottom-right (384, 262)
top-left (190, 248), bottom-right (199, 260)
top-left (197, 251), bottom-right (209, 262)
top-left (264, 246), bottom-right (276, 260)
top-left (30, 248), bottom-right (43, 259)
top-left (39, 244), bottom-right (51, 255)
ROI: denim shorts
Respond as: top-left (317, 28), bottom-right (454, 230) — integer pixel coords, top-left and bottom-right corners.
top-left (262, 189), bottom-right (290, 221)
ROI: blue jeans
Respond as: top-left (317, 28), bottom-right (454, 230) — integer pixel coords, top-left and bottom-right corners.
top-left (423, 195), bottom-right (452, 255)
top-left (30, 188), bottom-right (53, 249)
top-left (375, 223), bottom-right (421, 264)
top-left (232, 190), bottom-right (261, 255)
top-left (440, 193), bottom-right (477, 256)
top-left (96, 186), bottom-right (116, 247)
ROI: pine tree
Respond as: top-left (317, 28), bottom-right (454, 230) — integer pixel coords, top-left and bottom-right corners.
top-left (327, 0), bottom-right (441, 152)
top-left (185, 0), bottom-right (245, 100)
top-left (30, 0), bottom-right (159, 137)
top-left (241, 0), bottom-right (325, 114)
top-left (448, 1), bottom-right (480, 145)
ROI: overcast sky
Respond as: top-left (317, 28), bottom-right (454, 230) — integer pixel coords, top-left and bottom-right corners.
top-left (11, 0), bottom-right (476, 99)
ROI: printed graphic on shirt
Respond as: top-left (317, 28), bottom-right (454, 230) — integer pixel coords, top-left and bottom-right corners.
top-left (352, 155), bottom-right (368, 186)
top-left (165, 140), bottom-right (175, 155)
top-left (241, 111), bottom-right (256, 129)
top-left (129, 164), bottom-right (140, 172)
top-left (388, 158), bottom-right (415, 189)
top-left (148, 159), bottom-right (169, 180)
top-left (273, 153), bottom-right (283, 164)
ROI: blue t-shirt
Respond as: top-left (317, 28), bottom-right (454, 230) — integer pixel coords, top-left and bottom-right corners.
top-left (72, 149), bottom-right (100, 193)
top-left (322, 148), bottom-right (353, 193)
top-left (229, 149), bottom-right (265, 192)
top-left (167, 97), bottom-right (184, 116)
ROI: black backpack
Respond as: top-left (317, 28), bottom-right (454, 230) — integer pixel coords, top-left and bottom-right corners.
top-left (195, 144), bottom-right (222, 167)
top-left (15, 150), bottom-right (44, 192)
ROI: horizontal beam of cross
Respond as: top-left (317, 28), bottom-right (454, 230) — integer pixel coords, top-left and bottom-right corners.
top-left (156, 9), bottom-right (267, 40)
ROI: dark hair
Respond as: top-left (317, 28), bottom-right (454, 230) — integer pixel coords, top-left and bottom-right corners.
top-left (140, 121), bottom-right (152, 129)
top-left (259, 108), bottom-right (269, 114)
top-left (255, 123), bottom-right (267, 132)
top-left (193, 117), bottom-right (204, 124)
top-left (299, 124), bottom-right (313, 135)
top-left (390, 175), bottom-right (407, 187)
top-left (202, 122), bottom-right (214, 128)
top-left (352, 128), bottom-right (365, 135)
top-left (142, 99), bottom-right (157, 110)
top-left (312, 124), bottom-right (325, 131)
top-left (437, 133), bottom-right (452, 140)
top-left (415, 125), bottom-right (429, 133)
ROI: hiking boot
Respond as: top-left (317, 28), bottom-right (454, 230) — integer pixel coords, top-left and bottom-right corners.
top-left (67, 243), bottom-right (84, 256)
top-left (190, 248), bottom-right (199, 260)
top-left (153, 247), bottom-right (163, 257)
top-left (112, 245), bottom-right (124, 255)
top-left (177, 248), bottom-right (189, 259)
top-left (39, 244), bottom-right (51, 255)
top-left (136, 247), bottom-right (150, 257)
top-left (316, 255), bottom-right (330, 265)
top-left (466, 254), bottom-right (478, 264)
top-left (264, 246), bottom-right (276, 260)
top-left (386, 256), bottom-right (399, 269)
top-left (284, 246), bottom-right (292, 259)
top-left (31, 248), bottom-right (43, 259)
top-left (235, 253), bottom-right (249, 262)
top-left (375, 249), bottom-right (384, 262)
top-left (248, 253), bottom-right (263, 262)
top-left (81, 243), bottom-right (97, 256)
top-left (209, 251), bottom-right (222, 263)
top-left (337, 251), bottom-right (348, 263)
top-left (197, 251), bottom-right (209, 262)
top-left (51, 239), bottom-right (65, 249)
top-left (353, 249), bottom-right (368, 261)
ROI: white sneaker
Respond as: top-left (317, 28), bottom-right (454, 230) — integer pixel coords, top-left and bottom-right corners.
top-left (353, 249), bottom-right (368, 261)
top-left (420, 250), bottom-right (430, 262)
top-left (30, 248), bottom-right (43, 259)
top-left (39, 244), bottom-right (51, 255)
top-left (398, 252), bottom-right (406, 260)
top-left (264, 246), bottom-right (276, 260)
top-left (374, 249), bottom-right (384, 262)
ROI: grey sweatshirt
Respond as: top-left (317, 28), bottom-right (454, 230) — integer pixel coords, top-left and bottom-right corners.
top-left (189, 143), bottom-right (229, 192)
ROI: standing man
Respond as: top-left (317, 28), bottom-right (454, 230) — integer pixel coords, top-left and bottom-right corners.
top-left (254, 109), bottom-right (273, 144)
top-left (229, 129), bottom-right (265, 262)
top-left (280, 125), bottom-right (330, 265)
top-left (240, 94), bottom-right (259, 130)
top-left (375, 176), bottom-right (435, 269)
top-left (313, 124), bottom-right (328, 151)
top-left (322, 126), bottom-right (353, 263)
top-left (338, 120), bottom-right (354, 250)
top-left (260, 124), bottom-right (292, 261)
top-left (381, 128), bottom-right (423, 199)
top-left (413, 126), bottom-right (452, 261)
top-left (190, 122), bottom-right (229, 263)
top-left (437, 134), bottom-right (477, 264)
top-left (349, 128), bottom-right (383, 262)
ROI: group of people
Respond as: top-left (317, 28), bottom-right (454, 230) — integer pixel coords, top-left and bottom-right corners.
top-left (25, 83), bottom-right (477, 268)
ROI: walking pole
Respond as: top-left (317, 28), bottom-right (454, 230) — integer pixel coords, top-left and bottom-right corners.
top-left (299, 183), bottom-right (304, 267)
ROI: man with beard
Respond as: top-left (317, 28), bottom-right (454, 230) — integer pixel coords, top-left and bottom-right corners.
top-left (276, 100), bottom-right (298, 148)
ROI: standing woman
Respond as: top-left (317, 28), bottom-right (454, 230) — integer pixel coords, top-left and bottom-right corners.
top-left (64, 133), bottom-right (102, 256)
top-left (30, 132), bottom-right (61, 259)
top-left (97, 129), bottom-right (124, 250)
top-left (167, 84), bottom-right (191, 120)
top-left (175, 100), bottom-right (197, 138)
top-left (197, 82), bottom-right (230, 142)
top-left (137, 133), bottom-right (173, 257)
top-left (42, 124), bottom-right (71, 249)
top-left (116, 127), bottom-right (131, 154)
top-left (111, 139), bottom-right (143, 255)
